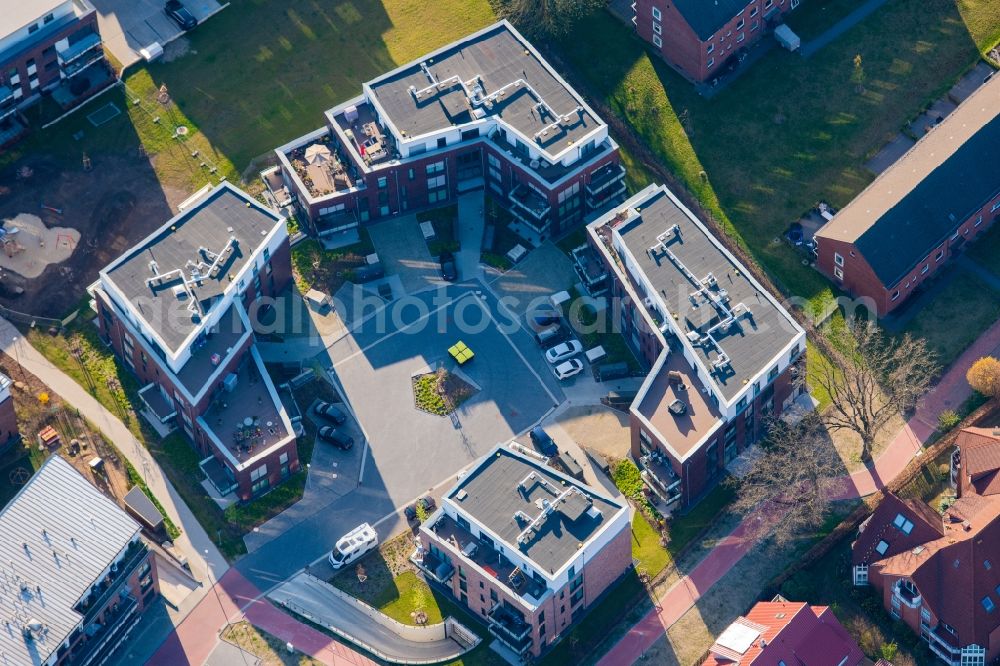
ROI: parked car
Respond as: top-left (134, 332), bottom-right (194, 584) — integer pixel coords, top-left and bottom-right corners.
top-left (328, 523), bottom-right (378, 569)
top-left (595, 361), bottom-right (630, 381)
top-left (317, 426), bottom-right (354, 450)
top-left (439, 251), bottom-right (457, 281)
top-left (528, 303), bottom-right (562, 328)
top-left (529, 426), bottom-right (557, 457)
top-left (545, 340), bottom-right (584, 365)
top-left (554, 359), bottom-right (584, 381)
top-left (404, 496), bottom-right (437, 521)
top-left (164, 0), bottom-right (197, 30)
top-left (534, 324), bottom-right (566, 347)
top-left (314, 401), bottom-right (347, 425)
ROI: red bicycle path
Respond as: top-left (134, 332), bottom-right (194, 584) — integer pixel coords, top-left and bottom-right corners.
top-left (596, 318), bottom-right (1000, 666)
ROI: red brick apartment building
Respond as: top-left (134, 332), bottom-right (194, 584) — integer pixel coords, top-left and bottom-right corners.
top-left (0, 455), bottom-right (160, 665)
top-left (631, 0), bottom-right (802, 82)
top-left (584, 184), bottom-right (807, 509)
top-left (851, 426), bottom-right (1000, 665)
top-left (268, 20), bottom-right (626, 247)
top-left (411, 444), bottom-right (631, 659)
top-left (815, 75), bottom-right (1000, 316)
top-left (704, 598), bottom-right (866, 665)
top-left (90, 182), bottom-right (300, 502)
top-left (0, 0), bottom-right (112, 146)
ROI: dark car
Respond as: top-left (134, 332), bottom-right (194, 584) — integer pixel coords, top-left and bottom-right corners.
top-left (164, 0), bottom-right (197, 30)
top-left (439, 251), bottom-right (457, 281)
top-left (528, 303), bottom-right (561, 328)
top-left (314, 400), bottom-right (347, 425)
top-left (529, 426), bottom-right (557, 457)
top-left (404, 496), bottom-right (437, 521)
top-left (318, 426), bottom-right (354, 450)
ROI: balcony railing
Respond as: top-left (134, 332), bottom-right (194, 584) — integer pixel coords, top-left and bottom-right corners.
top-left (411, 548), bottom-right (455, 584)
top-left (926, 625), bottom-right (962, 665)
top-left (61, 49), bottom-right (104, 79)
top-left (57, 32), bottom-right (102, 64)
top-left (0, 84), bottom-right (13, 105)
top-left (487, 605), bottom-right (533, 655)
top-left (893, 581), bottom-right (921, 609)
top-left (586, 164), bottom-right (626, 197)
top-left (77, 541), bottom-right (148, 618)
top-left (508, 184), bottom-right (551, 221)
top-left (74, 594), bottom-right (140, 666)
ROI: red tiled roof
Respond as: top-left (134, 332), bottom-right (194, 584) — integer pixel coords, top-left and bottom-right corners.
top-left (702, 601), bottom-right (865, 665)
top-left (851, 492), bottom-right (944, 566)
top-left (959, 427), bottom-right (1000, 494)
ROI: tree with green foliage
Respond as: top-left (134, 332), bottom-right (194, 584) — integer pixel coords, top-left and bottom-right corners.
top-left (499, 0), bottom-right (606, 38)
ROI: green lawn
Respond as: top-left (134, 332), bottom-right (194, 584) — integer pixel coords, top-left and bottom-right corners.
top-left (631, 513), bottom-right (670, 578)
top-left (666, 482), bottom-right (736, 555)
top-left (901, 270), bottom-right (1000, 367)
top-left (785, 0), bottom-right (872, 41)
top-left (555, 0), bottom-right (1000, 313)
top-left (967, 222), bottom-right (1000, 277)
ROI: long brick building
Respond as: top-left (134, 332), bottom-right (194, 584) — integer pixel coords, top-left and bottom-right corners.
top-left (815, 75), bottom-right (1000, 316)
top-left (412, 444), bottom-right (631, 659)
top-left (90, 182), bottom-right (299, 502)
top-left (0, 0), bottom-right (111, 146)
top-left (269, 20), bottom-right (625, 246)
top-left (631, 0), bottom-right (803, 83)
top-left (585, 184), bottom-right (807, 509)
top-left (852, 427), bottom-right (1000, 665)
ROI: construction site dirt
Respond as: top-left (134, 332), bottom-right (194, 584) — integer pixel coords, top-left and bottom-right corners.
top-left (0, 155), bottom-right (185, 318)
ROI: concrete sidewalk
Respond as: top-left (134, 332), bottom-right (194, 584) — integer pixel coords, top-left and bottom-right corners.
top-left (0, 318), bottom-right (226, 578)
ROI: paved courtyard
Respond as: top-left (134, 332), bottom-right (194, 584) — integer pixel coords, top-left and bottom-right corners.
top-left (487, 241), bottom-right (577, 317)
top-left (367, 214), bottom-right (439, 294)
top-left (92, 0), bottom-right (224, 67)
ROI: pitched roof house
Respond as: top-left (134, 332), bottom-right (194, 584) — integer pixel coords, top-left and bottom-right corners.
top-left (703, 599), bottom-right (867, 665)
top-left (851, 426), bottom-right (1000, 665)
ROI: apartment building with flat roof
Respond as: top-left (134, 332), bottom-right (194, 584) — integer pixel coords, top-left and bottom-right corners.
top-left (0, 0), bottom-right (111, 146)
top-left (90, 182), bottom-right (299, 502)
top-left (411, 444), bottom-right (631, 659)
top-left (587, 184), bottom-right (807, 508)
top-left (269, 20), bottom-right (625, 247)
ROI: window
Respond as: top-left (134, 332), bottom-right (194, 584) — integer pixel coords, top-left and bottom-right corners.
top-left (983, 596), bottom-right (995, 613)
top-left (986, 560), bottom-right (992, 571)
top-left (28, 23), bottom-right (39, 34)
top-left (736, 18), bottom-right (745, 29)
top-left (921, 607), bottom-right (931, 622)
top-left (427, 174), bottom-right (446, 189)
top-left (377, 176), bottom-right (387, 188)
top-left (707, 58), bottom-right (715, 69)
top-left (751, 19), bottom-right (760, 30)
top-left (651, 6), bottom-right (662, 20)
top-left (833, 266), bottom-right (844, 280)
top-left (653, 22), bottom-right (662, 35)
top-left (891, 290), bottom-right (900, 301)
top-left (834, 252), bottom-right (844, 266)
top-left (737, 32), bottom-right (745, 43)
top-left (935, 249), bottom-right (945, 262)
top-left (875, 540), bottom-right (889, 555)
top-left (893, 513), bottom-right (914, 534)
top-left (707, 43), bottom-right (714, 54)
top-left (992, 201), bottom-right (1000, 212)
top-left (653, 34), bottom-right (662, 47)
top-left (921, 264), bottom-right (929, 275)
top-left (764, 0), bottom-right (773, 7)
top-left (768, 365), bottom-right (779, 382)
top-left (426, 161), bottom-right (445, 174)
top-left (977, 214), bottom-right (986, 225)
top-left (750, 6), bottom-right (759, 17)
top-left (437, 137), bottom-right (447, 149)
top-left (853, 565), bottom-right (868, 585)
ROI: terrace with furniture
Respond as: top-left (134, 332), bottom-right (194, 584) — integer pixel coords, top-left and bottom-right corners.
top-left (331, 101), bottom-right (398, 167)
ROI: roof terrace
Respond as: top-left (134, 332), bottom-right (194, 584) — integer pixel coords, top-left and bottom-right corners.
top-left (285, 135), bottom-right (361, 198)
top-left (331, 101), bottom-right (398, 168)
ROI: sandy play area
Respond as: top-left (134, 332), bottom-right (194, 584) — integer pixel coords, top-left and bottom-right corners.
top-left (0, 213), bottom-right (81, 279)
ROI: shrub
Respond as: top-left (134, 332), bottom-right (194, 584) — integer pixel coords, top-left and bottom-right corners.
top-left (967, 356), bottom-right (1000, 397)
top-left (937, 409), bottom-right (961, 431)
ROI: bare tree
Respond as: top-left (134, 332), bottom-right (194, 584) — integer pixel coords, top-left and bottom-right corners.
top-left (729, 413), bottom-right (844, 544)
top-left (499, 0), bottom-right (606, 39)
top-left (813, 321), bottom-right (937, 463)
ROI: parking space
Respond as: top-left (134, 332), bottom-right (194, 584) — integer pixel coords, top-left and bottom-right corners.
top-left (487, 241), bottom-right (577, 318)
top-left (92, 0), bottom-right (224, 67)
top-left (327, 285), bottom-right (563, 507)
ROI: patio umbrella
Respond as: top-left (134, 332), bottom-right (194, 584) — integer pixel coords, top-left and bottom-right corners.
top-left (304, 143), bottom-right (333, 165)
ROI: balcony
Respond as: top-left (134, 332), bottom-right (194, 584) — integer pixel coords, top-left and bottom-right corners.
top-left (0, 84), bottom-right (13, 105)
top-left (508, 183), bottom-right (551, 222)
top-left (73, 594), bottom-right (140, 666)
top-left (585, 164), bottom-right (627, 202)
top-left (60, 48), bottom-right (105, 79)
top-left (76, 541), bottom-right (148, 618)
top-left (926, 624), bottom-right (962, 665)
top-left (639, 450), bottom-right (682, 506)
top-left (951, 448), bottom-right (960, 488)
top-left (487, 604), bottom-right (533, 655)
top-left (410, 545), bottom-right (455, 585)
top-left (57, 32), bottom-right (102, 65)
top-left (893, 580), bottom-right (922, 609)
top-left (571, 244), bottom-right (609, 296)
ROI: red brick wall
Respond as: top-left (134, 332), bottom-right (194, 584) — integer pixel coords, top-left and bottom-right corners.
top-left (818, 197), bottom-right (1000, 315)
top-left (633, 0), bottom-right (800, 82)
top-left (0, 393), bottom-right (18, 449)
top-left (0, 11), bottom-right (101, 95)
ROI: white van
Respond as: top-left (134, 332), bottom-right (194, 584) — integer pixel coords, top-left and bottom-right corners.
top-left (328, 522), bottom-right (378, 569)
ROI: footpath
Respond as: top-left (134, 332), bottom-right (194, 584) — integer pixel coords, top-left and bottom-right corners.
top-left (597, 317), bottom-right (1000, 665)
